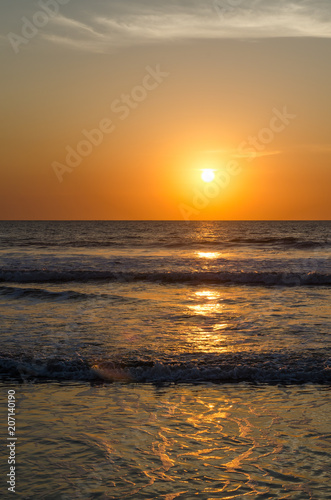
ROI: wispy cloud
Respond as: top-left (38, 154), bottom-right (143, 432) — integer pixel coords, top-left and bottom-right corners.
top-left (51, 14), bottom-right (104, 37)
top-left (204, 149), bottom-right (282, 159)
top-left (234, 150), bottom-right (282, 159)
top-left (22, 0), bottom-right (331, 52)
top-left (41, 14), bottom-right (109, 53)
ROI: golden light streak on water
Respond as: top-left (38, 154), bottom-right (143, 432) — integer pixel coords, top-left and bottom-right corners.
top-left (196, 251), bottom-right (220, 259)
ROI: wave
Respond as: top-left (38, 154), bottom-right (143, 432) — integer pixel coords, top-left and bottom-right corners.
top-left (165, 237), bottom-right (329, 250)
top-left (0, 285), bottom-right (133, 302)
top-left (0, 237), bottom-right (329, 250)
top-left (0, 285), bottom-right (91, 301)
top-left (227, 237), bottom-right (329, 249)
top-left (1, 352), bottom-right (330, 384)
top-left (0, 270), bottom-right (330, 286)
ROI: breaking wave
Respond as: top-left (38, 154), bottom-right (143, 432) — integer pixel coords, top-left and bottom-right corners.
top-left (0, 352), bottom-right (330, 384)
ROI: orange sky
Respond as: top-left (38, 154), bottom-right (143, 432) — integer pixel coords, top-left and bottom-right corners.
top-left (1, 1), bottom-right (331, 220)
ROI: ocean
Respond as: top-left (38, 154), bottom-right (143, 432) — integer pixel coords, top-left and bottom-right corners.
top-left (0, 220), bottom-right (330, 499)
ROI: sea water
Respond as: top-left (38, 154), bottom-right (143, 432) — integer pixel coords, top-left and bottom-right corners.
top-left (0, 221), bottom-right (330, 498)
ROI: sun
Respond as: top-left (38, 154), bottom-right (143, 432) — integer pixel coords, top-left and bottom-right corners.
top-left (201, 169), bottom-right (215, 183)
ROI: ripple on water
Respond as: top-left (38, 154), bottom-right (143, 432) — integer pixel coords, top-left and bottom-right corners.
top-left (8, 382), bottom-right (331, 499)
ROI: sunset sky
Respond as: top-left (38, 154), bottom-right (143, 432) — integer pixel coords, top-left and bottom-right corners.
top-left (1, 0), bottom-right (330, 220)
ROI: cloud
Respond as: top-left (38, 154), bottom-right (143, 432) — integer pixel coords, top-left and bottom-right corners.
top-left (205, 143), bottom-right (331, 160)
top-left (204, 149), bottom-right (282, 159)
top-left (233, 150), bottom-right (282, 159)
top-left (14, 0), bottom-right (331, 52)
top-left (41, 13), bottom-right (109, 53)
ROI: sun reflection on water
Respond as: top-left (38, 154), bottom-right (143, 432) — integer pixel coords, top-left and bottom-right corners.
top-left (188, 289), bottom-right (223, 316)
top-left (186, 326), bottom-right (229, 352)
top-left (185, 289), bottom-right (231, 352)
top-left (196, 251), bottom-right (220, 259)
top-left (17, 381), bottom-right (329, 499)
top-left (194, 290), bottom-right (220, 300)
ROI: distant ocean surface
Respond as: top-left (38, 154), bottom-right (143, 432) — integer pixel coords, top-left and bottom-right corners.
top-left (0, 221), bottom-right (330, 499)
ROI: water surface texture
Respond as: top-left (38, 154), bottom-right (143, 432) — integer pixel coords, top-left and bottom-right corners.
top-left (0, 221), bottom-right (330, 498)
